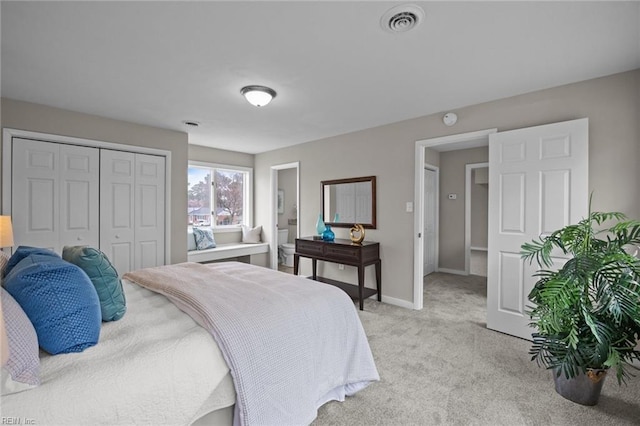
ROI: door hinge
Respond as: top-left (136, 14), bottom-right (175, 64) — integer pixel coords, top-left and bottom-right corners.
top-left (418, 232), bottom-right (422, 238)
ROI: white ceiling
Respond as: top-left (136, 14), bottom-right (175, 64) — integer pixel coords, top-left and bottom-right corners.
top-left (2, 1), bottom-right (639, 154)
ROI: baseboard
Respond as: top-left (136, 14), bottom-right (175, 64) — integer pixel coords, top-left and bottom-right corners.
top-left (437, 268), bottom-right (468, 276)
top-left (371, 294), bottom-right (414, 309)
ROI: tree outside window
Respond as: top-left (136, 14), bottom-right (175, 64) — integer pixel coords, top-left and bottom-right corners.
top-left (188, 165), bottom-right (250, 227)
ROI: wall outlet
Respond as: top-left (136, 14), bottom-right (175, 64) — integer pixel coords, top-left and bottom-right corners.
top-left (338, 264), bottom-right (345, 270)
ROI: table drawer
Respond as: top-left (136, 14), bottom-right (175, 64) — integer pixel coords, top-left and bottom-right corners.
top-left (295, 239), bottom-right (325, 256)
top-left (323, 244), bottom-right (360, 262)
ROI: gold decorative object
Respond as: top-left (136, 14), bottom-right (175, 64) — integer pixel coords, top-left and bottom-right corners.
top-left (349, 224), bottom-right (365, 244)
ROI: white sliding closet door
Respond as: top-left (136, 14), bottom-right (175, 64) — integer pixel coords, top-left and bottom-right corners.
top-left (134, 154), bottom-right (165, 270)
top-left (100, 150), bottom-right (136, 275)
top-left (12, 138), bottom-right (99, 253)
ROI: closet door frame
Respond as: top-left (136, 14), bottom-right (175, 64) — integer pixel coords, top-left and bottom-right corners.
top-left (2, 128), bottom-right (172, 265)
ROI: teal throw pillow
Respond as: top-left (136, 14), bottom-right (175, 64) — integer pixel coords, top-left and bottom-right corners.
top-left (62, 246), bottom-right (126, 322)
top-left (193, 228), bottom-right (216, 250)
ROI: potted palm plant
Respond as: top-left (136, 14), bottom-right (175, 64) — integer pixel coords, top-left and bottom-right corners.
top-left (521, 206), bottom-right (640, 405)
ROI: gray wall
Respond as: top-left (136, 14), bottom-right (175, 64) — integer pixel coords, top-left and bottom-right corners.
top-left (254, 69), bottom-right (640, 305)
top-left (439, 147), bottom-right (488, 271)
top-left (188, 144), bottom-right (254, 168)
top-left (470, 169), bottom-right (489, 249)
top-left (0, 98), bottom-right (190, 264)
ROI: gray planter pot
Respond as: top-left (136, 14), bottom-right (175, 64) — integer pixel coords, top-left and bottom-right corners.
top-left (552, 368), bottom-right (607, 406)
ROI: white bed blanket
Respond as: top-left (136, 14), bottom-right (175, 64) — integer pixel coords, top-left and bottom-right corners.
top-left (124, 261), bottom-right (380, 426)
top-left (1, 280), bottom-right (234, 425)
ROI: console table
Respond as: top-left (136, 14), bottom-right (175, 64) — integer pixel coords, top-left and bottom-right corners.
top-left (294, 237), bottom-right (381, 310)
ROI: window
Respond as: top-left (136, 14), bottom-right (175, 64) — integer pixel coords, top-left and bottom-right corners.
top-left (188, 162), bottom-right (252, 229)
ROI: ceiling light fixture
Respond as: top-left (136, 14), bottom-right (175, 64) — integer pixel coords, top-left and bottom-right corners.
top-left (240, 85), bottom-right (277, 107)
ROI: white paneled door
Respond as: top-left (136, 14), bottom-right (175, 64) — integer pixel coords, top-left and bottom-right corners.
top-left (134, 154), bottom-right (165, 270)
top-left (59, 144), bottom-right (100, 249)
top-left (100, 151), bottom-right (165, 275)
top-left (100, 150), bottom-right (136, 275)
top-left (12, 138), bottom-right (99, 252)
top-left (487, 118), bottom-right (588, 340)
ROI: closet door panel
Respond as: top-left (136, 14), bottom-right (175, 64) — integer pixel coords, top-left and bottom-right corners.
top-left (101, 150), bottom-right (135, 275)
top-left (134, 154), bottom-right (165, 269)
top-left (110, 243), bottom-right (134, 277)
top-left (59, 144), bottom-right (99, 249)
top-left (12, 139), bottom-right (60, 251)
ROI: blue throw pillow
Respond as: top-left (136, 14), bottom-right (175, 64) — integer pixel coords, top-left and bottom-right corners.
top-left (62, 246), bottom-right (126, 322)
top-left (193, 227), bottom-right (216, 250)
top-left (3, 253), bottom-right (101, 355)
top-left (4, 246), bottom-right (60, 278)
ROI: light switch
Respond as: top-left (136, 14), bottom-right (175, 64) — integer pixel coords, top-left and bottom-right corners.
top-left (406, 202), bottom-right (413, 212)
top-left (448, 193), bottom-right (457, 200)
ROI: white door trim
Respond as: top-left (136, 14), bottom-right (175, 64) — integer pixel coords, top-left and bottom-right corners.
top-left (269, 162), bottom-right (300, 270)
top-left (2, 128), bottom-right (173, 265)
top-left (414, 129), bottom-right (497, 310)
top-left (465, 162), bottom-right (489, 274)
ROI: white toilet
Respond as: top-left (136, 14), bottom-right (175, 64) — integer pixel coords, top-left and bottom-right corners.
top-left (278, 229), bottom-right (296, 267)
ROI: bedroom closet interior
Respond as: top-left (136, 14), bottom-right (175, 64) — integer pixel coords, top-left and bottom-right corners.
top-left (5, 135), bottom-right (166, 276)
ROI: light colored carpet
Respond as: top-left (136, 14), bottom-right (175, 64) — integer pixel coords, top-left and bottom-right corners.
top-left (313, 272), bottom-right (640, 425)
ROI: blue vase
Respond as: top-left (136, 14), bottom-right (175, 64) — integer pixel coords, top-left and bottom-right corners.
top-left (322, 225), bottom-right (335, 241)
top-left (316, 213), bottom-right (326, 235)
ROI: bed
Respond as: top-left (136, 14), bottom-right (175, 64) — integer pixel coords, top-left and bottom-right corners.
top-left (1, 251), bottom-right (379, 426)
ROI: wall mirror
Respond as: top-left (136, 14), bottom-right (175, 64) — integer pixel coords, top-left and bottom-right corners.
top-left (321, 176), bottom-right (376, 229)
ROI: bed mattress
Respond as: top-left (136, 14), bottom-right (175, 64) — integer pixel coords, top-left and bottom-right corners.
top-left (1, 280), bottom-right (234, 425)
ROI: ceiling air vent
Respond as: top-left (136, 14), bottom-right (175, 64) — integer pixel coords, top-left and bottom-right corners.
top-left (381, 4), bottom-right (425, 34)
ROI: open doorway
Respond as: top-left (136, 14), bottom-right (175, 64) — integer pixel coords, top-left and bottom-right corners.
top-left (465, 163), bottom-right (489, 277)
top-left (413, 129), bottom-right (497, 310)
top-left (269, 162), bottom-right (300, 271)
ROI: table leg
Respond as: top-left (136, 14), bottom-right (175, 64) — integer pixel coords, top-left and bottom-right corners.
top-left (294, 254), bottom-right (300, 275)
top-left (312, 259), bottom-right (317, 280)
top-left (375, 260), bottom-right (382, 302)
top-left (358, 265), bottom-right (365, 310)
